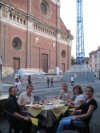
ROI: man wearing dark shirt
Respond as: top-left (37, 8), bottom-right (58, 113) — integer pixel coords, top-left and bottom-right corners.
top-left (5, 86), bottom-right (32, 133)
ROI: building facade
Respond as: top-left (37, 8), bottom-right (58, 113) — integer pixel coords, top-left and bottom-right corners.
top-left (89, 47), bottom-right (100, 78)
top-left (0, 0), bottom-right (73, 74)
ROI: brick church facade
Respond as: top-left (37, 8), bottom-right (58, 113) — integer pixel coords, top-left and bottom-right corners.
top-left (0, 0), bottom-right (73, 74)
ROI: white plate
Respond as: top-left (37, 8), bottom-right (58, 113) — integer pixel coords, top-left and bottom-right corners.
top-left (47, 102), bottom-right (53, 105)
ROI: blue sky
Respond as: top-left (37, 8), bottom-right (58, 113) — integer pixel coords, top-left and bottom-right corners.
top-left (60, 0), bottom-right (100, 58)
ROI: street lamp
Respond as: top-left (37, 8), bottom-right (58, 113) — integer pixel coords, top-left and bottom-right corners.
top-left (0, 57), bottom-right (2, 96)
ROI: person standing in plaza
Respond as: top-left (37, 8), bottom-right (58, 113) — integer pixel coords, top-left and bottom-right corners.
top-left (19, 76), bottom-right (22, 84)
top-left (47, 77), bottom-right (50, 88)
top-left (51, 77), bottom-right (54, 87)
top-left (71, 76), bottom-right (74, 86)
top-left (15, 77), bottom-right (22, 93)
top-left (28, 75), bottom-right (32, 85)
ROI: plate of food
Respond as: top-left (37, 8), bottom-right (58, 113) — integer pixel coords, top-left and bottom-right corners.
top-left (46, 102), bottom-right (53, 105)
top-left (60, 101), bottom-right (67, 104)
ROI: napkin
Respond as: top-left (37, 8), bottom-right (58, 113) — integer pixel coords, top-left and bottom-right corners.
top-left (31, 117), bottom-right (38, 126)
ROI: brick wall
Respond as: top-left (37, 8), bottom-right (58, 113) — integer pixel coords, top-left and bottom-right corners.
top-left (0, 0), bottom-right (72, 73)
top-left (30, 0), bottom-right (60, 27)
top-left (3, 0), bottom-right (60, 27)
top-left (1, 22), bottom-right (27, 68)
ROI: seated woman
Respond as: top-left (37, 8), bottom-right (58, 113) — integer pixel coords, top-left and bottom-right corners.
top-left (67, 85), bottom-right (85, 109)
top-left (56, 86), bottom-right (97, 132)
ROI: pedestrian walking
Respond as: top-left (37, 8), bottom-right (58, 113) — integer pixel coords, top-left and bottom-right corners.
top-left (15, 77), bottom-right (22, 94)
top-left (51, 77), bottom-right (54, 87)
top-left (28, 75), bottom-right (32, 85)
top-left (71, 76), bottom-right (74, 86)
top-left (19, 76), bottom-right (22, 83)
top-left (47, 77), bottom-right (50, 88)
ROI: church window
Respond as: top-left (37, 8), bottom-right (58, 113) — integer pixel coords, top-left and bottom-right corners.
top-left (12, 37), bottom-right (22, 50)
top-left (41, 1), bottom-right (47, 15)
top-left (40, 0), bottom-right (50, 16)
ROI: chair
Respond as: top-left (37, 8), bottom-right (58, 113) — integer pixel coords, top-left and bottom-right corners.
top-left (71, 114), bottom-right (93, 133)
top-left (3, 109), bottom-right (23, 133)
top-left (34, 95), bottom-right (41, 102)
top-left (3, 109), bottom-right (33, 133)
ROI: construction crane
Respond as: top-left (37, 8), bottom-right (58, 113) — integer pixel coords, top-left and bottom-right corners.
top-left (76, 0), bottom-right (85, 64)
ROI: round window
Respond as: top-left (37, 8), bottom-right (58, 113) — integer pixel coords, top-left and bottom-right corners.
top-left (12, 37), bottom-right (22, 50)
top-left (40, 0), bottom-right (50, 16)
top-left (61, 50), bottom-right (66, 58)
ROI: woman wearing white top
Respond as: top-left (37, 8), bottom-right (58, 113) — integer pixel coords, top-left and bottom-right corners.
top-left (68, 85), bottom-right (85, 108)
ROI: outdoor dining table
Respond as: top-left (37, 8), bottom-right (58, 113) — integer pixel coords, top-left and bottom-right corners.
top-left (25, 99), bottom-right (68, 127)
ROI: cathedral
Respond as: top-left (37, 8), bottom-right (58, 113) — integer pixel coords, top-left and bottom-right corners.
top-left (0, 0), bottom-right (73, 74)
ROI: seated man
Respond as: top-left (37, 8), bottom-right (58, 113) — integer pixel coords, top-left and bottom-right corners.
top-left (18, 84), bottom-right (46, 123)
top-left (18, 84), bottom-right (34, 106)
top-left (5, 86), bottom-right (32, 133)
top-left (59, 83), bottom-right (70, 101)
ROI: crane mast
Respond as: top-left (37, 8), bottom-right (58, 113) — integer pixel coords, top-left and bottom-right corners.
top-left (76, 0), bottom-right (85, 64)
